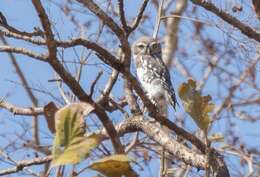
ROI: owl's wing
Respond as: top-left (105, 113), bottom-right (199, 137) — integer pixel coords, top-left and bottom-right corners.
top-left (152, 55), bottom-right (177, 110)
top-left (161, 66), bottom-right (177, 110)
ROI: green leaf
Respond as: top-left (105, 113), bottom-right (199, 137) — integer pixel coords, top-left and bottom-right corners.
top-left (52, 102), bottom-right (100, 166)
top-left (89, 154), bottom-right (137, 177)
top-left (178, 79), bottom-right (214, 132)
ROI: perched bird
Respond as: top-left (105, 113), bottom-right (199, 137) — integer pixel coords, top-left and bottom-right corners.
top-left (132, 36), bottom-right (177, 177)
top-left (132, 36), bottom-right (177, 116)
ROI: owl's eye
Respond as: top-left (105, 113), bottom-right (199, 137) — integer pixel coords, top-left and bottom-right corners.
top-left (137, 44), bottom-right (145, 49)
top-left (151, 43), bottom-right (159, 49)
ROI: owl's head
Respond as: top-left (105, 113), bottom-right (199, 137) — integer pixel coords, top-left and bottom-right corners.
top-left (132, 36), bottom-right (162, 56)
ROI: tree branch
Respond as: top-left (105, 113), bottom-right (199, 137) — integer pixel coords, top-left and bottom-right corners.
top-left (153, 0), bottom-right (164, 38)
top-left (0, 28), bottom-right (45, 45)
top-left (190, 0), bottom-right (260, 42)
top-left (130, 0), bottom-right (150, 32)
top-left (95, 115), bottom-right (230, 177)
top-left (0, 11), bottom-right (44, 37)
top-left (76, 0), bottom-right (125, 39)
top-left (0, 115), bottom-right (229, 176)
top-left (0, 35), bottom-right (40, 145)
top-left (118, 0), bottom-right (130, 32)
top-left (89, 71), bottom-right (103, 97)
top-left (0, 45), bottom-right (48, 61)
top-left (97, 69), bottom-right (119, 104)
top-left (0, 101), bottom-right (44, 116)
top-left (56, 38), bottom-right (122, 68)
top-left (163, 0), bottom-right (187, 67)
top-left (128, 116), bottom-right (206, 168)
top-left (0, 155), bottom-right (52, 176)
top-left (32, 0), bottom-right (124, 153)
top-left (75, 0), bottom-right (131, 63)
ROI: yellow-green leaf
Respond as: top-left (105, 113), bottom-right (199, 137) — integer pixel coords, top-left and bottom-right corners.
top-left (178, 79), bottom-right (214, 132)
top-left (89, 154), bottom-right (137, 177)
top-left (52, 103), bottom-right (99, 166)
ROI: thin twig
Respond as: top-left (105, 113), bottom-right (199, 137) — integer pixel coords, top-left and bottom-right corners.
top-left (118, 0), bottom-right (129, 32)
top-left (0, 35), bottom-right (40, 144)
top-left (125, 132), bottom-right (139, 153)
top-left (198, 55), bottom-right (220, 90)
top-left (130, 0), bottom-right (150, 33)
top-left (160, 14), bottom-right (213, 26)
top-left (32, 0), bottom-right (124, 153)
top-left (0, 45), bottom-right (48, 61)
top-left (153, 0), bottom-right (164, 38)
top-left (97, 69), bottom-right (119, 104)
top-left (205, 134), bottom-right (211, 177)
top-left (212, 54), bottom-right (260, 122)
top-left (89, 71), bottom-right (103, 97)
top-left (190, 0), bottom-right (260, 42)
top-left (0, 11), bottom-right (44, 37)
top-left (0, 155), bottom-right (52, 176)
top-left (54, 73), bottom-right (70, 104)
top-left (0, 28), bottom-right (45, 45)
top-left (0, 100), bottom-right (44, 116)
top-left (163, 0), bottom-right (187, 67)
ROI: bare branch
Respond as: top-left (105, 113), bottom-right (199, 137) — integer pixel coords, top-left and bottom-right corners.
top-left (126, 116), bottom-right (206, 168)
top-left (57, 38), bottom-right (122, 67)
top-left (31, 0), bottom-right (57, 60)
top-left (0, 11), bottom-right (44, 37)
top-left (89, 51), bottom-right (207, 152)
top-left (130, 0), bottom-right (150, 32)
top-left (190, 0), bottom-right (260, 42)
top-left (0, 29), bottom-right (45, 45)
top-left (56, 35), bottom-right (216, 159)
top-left (124, 80), bottom-right (141, 114)
top-left (76, 0), bottom-right (125, 39)
top-left (101, 97), bottom-right (128, 113)
top-left (160, 14), bottom-right (213, 26)
top-left (0, 101), bottom-right (44, 116)
top-left (118, 0), bottom-right (130, 32)
top-left (0, 36), bottom-right (38, 105)
top-left (163, 0), bottom-right (187, 67)
top-left (0, 45), bottom-right (48, 61)
top-left (97, 69), bottom-right (119, 104)
top-left (32, 0), bottom-right (124, 153)
top-left (75, 2), bottom-right (136, 121)
top-left (160, 1), bottom-right (188, 170)
top-left (0, 110), bottom-right (229, 176)
top-left (75, 0), bottom-right (131, 65)
top-left (0, 35), bottom-right (40, 145)
top-left (212, 54), bottom-right (260, 121)
top-left (0, 155), bottom-right (52, 176)
top-left (173, 58), bottom-right (193, 78)
top-left (125, 132), bottom-right (139, 153)
top-left (54, 73), bottom-right (71, 104)
top-left (198, 55), bottom-right (220, 90)
top-left (153, 0), bottom-right (165, 38)
top-left (93, 115), bottom-right (230, 176)
top-left (231, 98), bottom-right (260, 107)
top-left (89, 71), bottom-right (103, 97)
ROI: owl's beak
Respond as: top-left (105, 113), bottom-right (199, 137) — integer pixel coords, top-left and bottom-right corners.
top-left (145, 46), bottom-right (151, 55)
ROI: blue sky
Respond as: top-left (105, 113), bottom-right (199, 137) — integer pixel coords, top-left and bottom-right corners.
top-left (0, 0), bottom-right (260, 176)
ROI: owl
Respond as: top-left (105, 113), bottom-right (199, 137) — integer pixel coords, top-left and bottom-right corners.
top-left (132, 36), bottom-right (177, 116)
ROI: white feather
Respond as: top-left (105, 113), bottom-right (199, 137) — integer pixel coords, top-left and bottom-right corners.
top-left (136, 68), bottom-right (165, 98)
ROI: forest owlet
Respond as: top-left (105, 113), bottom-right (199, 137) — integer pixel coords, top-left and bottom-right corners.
top-left (132, 36), bottom-right (177, 115)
